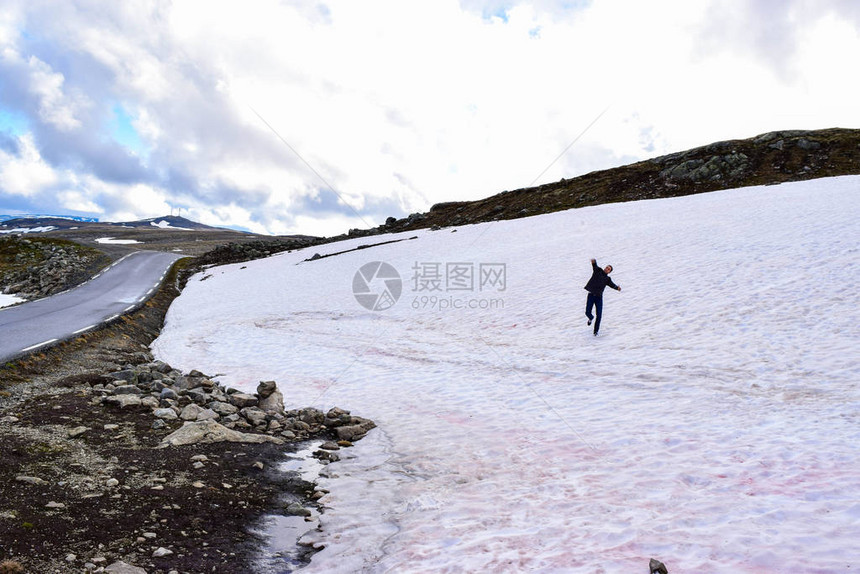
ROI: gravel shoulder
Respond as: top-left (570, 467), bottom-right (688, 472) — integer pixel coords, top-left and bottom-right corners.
top-left (0, 259), bottom-right (372, 574)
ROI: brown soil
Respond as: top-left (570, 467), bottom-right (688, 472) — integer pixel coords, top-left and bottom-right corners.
top-left (0, 260), bottom-right (326, 574)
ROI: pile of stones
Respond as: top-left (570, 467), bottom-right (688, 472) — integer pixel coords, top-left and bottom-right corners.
top-left (93, 361), bottom-right (376, 450)
top-left (1, 236), bottom-right (102, 299)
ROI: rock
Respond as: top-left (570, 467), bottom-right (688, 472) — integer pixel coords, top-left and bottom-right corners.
top-left (68, 426), bottom-right (90, 438)
top-left (229, 392), bottom-right (258, 408)
top-left (0, 415), bottom-right (20, 424)
top-left (159, 388), bottom-right (178, 401)
top-left (208, 401), bottom-right (238, 416)
top-left (159, 420), bottom-right (284, 447)
top-left (103, 395), bottom-right (143, 410)
top-left (190, 454), bottom-right (209, 462)
top-left (326, 407), bottom-right (350, 419)
top-left (320, 441), bottom-right (340, 451)
top-left (106, 478), bottom-right (120, 487)
top-left (106, 370), bottom-right (137, 383)
top-left (152, 419), bottom-right (168, 430)
top-left (314, 449), bottom-right (340, 463)
top-left (796, 138), bottom-right (821, 150)
top-left (285, 502), bottom-right (312, 517)
top-left (185, 388), bottom-right (209, 405)
top-left (180, 403), bottom-right (208, 420)
top-left (257, 380), bottom-right (277, 398)
top-left (335, 424), bottom-right (369, 441)
top-left (152, 547), bottom-right (173, 558)
top-left (105, 561), bottom-right (148, 574)
top-left (257, 389), bottom-right (285, 416)
top-left (45, 501), bottom-right (66, 509)
top-left (140, 396), bottom-right (159, 409)
top-left (153, 408), bottom-right (179, 420)
top-left (16, 475), bottom-right (48, 485)
top-left (649, 558), bottom-right (669, 574)
top-left (195, 408), bottom-right (219, 421)
top-left (240, 407), bottom-right (268, 427)
top-left (104, 423), bottom-right (119, 431)
top-left (113, 384), bottom-right (143, 395)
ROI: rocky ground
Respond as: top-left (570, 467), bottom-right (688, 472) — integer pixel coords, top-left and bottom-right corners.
top-left (0, 236), bottom-right (110, 300)
top-left (0, 259), bottom-right (375, 574)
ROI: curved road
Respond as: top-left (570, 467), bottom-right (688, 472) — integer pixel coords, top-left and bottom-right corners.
top-left (0, 250), bottom-right (183, 363)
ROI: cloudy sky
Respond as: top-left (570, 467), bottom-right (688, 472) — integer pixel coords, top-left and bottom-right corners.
top-left (0, 0), bottom-right (858, 236)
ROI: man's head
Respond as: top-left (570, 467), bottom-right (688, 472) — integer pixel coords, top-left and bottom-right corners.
top-left (604, 265), bottom-right (613, 274)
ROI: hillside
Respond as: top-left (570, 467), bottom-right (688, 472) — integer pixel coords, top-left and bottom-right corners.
top-left (375, 127), bottom-right (860, 233)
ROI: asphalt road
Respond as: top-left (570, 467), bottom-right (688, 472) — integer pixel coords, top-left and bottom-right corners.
top-left (0, 250), bottom-right (183, 363)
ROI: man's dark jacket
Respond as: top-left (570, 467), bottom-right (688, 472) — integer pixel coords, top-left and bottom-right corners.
top-left (584, 260), bottom-right (619, 296)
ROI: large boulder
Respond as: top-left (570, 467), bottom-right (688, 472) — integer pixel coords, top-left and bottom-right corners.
top-left (258, 388), bottom-right (285, 416)
top-left (159, 420), bottom-right (284, 447)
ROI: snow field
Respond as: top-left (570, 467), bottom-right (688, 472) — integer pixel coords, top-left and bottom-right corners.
top-left (153, 176), bottom-right (860, 572)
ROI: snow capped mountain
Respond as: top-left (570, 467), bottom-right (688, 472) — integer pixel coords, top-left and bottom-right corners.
top-left (152, 176), bottom-right (860, 572)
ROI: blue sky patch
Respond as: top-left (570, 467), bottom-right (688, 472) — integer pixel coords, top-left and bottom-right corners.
top-left (109, 104), bottom-right (148, 158)
top-left (0, 108), bottom-right (29, 136)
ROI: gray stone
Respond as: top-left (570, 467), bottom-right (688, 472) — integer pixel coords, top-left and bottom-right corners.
top-left (258, 389), bottom-right (285, 416)
top-left (141, 396), bottom-right (159, 409)
top-left (285, 502), bottom-right (312, 517)
top-left (649, 558), bottom-right (669, 574)
top-left (229, 392), bottom-right (258, 408)
top-left (195, 408), bottom-right (220, 421)
top-left (180, 403), bottom-right (205, 421)
top-left (240, 407), bottom-right (268, 427)
top-left (153, 408), bottom-right (178, 420)
top-left (796, 138), bottom-right (821, 150)
top-left (208, 401), bottom-right (238, 416)
top-left (186, 388), bottom-right (209, 405)
top-left (159, 388), bottom-right (178, 401)
top-left (256, 380), bottom-right (277, 398)
top-left (159, 420), bottom-right (284, 447)
top-left (105, 561), bottom-right (148, 574)
top-left (16, 475), bottom-right (48, 485)
top-left (152, 547), bottom-right (173, 558)
top-left (106, 370), bottom-right (137, 383)
top-left (103, 395), bottom-right (143, 409)
top-left (68, 426), bottom-right (90, 438)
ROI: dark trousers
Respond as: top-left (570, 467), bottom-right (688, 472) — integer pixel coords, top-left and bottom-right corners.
top-left (585, 293), bottom-right (603, 334)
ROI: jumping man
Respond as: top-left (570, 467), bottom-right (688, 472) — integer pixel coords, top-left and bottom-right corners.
top-left (584, 258), bottom-right (620, 336)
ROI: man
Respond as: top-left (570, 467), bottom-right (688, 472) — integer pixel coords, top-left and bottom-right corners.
top-left (584, 258), bottom-right (621, 336)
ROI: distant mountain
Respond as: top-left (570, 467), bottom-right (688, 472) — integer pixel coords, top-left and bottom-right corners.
top-left (0, 214), bottom-right (237, 233)
top-left (0, 214), bottom-right (99, 223)
top-left (111, 215), bottom-right (227, 231)
top-left (0, 216), bottom-right (90, 231)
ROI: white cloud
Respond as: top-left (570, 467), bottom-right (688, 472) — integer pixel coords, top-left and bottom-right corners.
top-left (26, 55), bottom-right (86, 131)
top-left (0, 133), bottom-right (58, 195)
top-left (1, 0), bottom-right (859, 235)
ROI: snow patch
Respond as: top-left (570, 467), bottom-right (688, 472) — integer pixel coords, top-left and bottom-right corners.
top-left (153, 176), bottom-right (860, 572)
top-left (150, 220), bottom-right (194, 231)
top-left (0, 226), bottom-right (57, 234)
top-left (0, 293), bottom-right (26, 308)
top-left (95, 237), bottom-right (142, 244)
